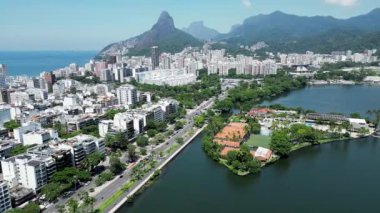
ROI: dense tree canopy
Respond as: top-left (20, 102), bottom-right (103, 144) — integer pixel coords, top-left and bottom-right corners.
top-left (84, 152), bottom-right (104, 171)
top-left (136, 135), bottom-right (149, 147)
top-left (226, 145), bottom-right (261, 174)
top-left (6, 202), bottom-right (40, 213)
top-left (215, 72), bottom-right (307, 112)
top-left (270, 130), bottom-right (292, 157)
top-left (109, 155), bottom-right (126, 174)
top-left (105, 132), bottom-right (129, 150)
top-left (4, 120), bottom-right (20, 131)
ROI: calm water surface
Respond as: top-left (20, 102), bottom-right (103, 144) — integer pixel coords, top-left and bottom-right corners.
top-left (118, 86), bottom-right (380, 213)
top-left (262, 85), bottom-right (380, 116)
top-left (0, 51), bottom-right (96, 76)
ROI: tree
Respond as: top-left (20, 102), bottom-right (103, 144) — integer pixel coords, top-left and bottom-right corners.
top-left (78, 191), bottom-right (96, 213)
top-left (84, 152), bottom-right (104, 171)
top-left (270, 130), bottom-right (292, 157)
top-left (248, 120), bottom-right (261, 134)
top-left (248, 159), bottom-right (261, 174)
top-left (7, 202), bottom-right (40, 213)
top-left (127, 144), bottom-right (138, 161)
top-left (176, 137), bottom-right (184, 145)
top-left (136, 135), bottom-right (149, 147)
top-left (42, 182), bottom-right (69, 201)
top-left (11, 144), bottom-right (35, 156)
top-left (174, 121), bottom-right (184, 130)
top-left (202, 135), bottom-right (221, 161)
top-left (214, 98), bottom-right (233, 113)
top-left (67, 198), bottom-right (79, 213)
top-left (146, 121), bottom-right (167, 132)
top-left (226, 150), bottom-right (239, 165)
top-left (4, 120), bottom-right (20, 131)
top-left (140, 148), bottom-right (147, 156)
top-left (350, 112), bottom-right (362, 119)
top-left (51, 167), bottom-right (91, 185)
top-left (56, 205), bottom-right (66, 213)
top-left (358, 127), bottom-right (369, 136)
top-left (95, 171), bottom-right (114, 186)
top-left (147, 129), bottom-right (158, 138)
top-left (154, 133), bottom-right (165, 144)
top-left (225, 145), bottom-right (261, 174)
top-left (105, 132), bottom-right (128, 150)
top-left (194, 115), bottom-right (205, 128)
top-left (109, 155), bottom-right (126, 174)
top-left (104, 108), bottom-right (126, 120)
top-left (289, 124), bottom-right (319, 145)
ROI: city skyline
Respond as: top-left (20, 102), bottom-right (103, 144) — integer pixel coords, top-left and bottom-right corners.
top-left (1, 0), bottom-right (380, 51)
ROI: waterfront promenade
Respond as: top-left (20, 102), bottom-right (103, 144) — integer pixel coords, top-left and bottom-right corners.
top-left (107, 126), bottom-right (205, 213)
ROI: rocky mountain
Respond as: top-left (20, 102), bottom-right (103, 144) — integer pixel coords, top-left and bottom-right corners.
top-left (218, 8), bottom-right (380, 53)
top-left (99, 11), bottom-right (202, 56)
top-left (182, 21), bottom-right (220, 40)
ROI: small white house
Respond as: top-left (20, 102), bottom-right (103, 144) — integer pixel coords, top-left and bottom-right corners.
top-left (348, 118), bottom-right (369, 131)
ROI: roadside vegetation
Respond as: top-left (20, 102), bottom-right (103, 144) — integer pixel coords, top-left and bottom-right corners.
top-left (214, 72), bottom-right (307, 112)
top-left (42, 167), bottom-right (91, 201)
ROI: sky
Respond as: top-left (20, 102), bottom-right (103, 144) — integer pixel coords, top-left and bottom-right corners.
top-left (0, 0), bottom-right (379, 51)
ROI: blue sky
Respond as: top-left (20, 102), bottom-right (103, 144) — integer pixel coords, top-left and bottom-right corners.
top-left (0, 0), bottom-right (379, 51)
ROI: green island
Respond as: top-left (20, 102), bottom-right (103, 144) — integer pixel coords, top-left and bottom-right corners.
top-left (201, 73), bottom-right (376, 176)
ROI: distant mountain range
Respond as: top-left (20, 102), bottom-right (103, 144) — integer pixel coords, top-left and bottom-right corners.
top-left (98, 9), bottom-right (380, 57)
top-left (99, 11), bottom-right (201, 56)
top-left (217, 8), bottom-right (380, 53)
top-left (182, 21), bottom-right (220, 40)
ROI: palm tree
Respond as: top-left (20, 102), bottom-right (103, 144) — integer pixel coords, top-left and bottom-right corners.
top-left (67, 198), bottom-right (79, 213)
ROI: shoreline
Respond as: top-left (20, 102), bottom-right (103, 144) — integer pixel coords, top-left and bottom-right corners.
top-left (107, 126), bottom-right (206, 213)
top-left (223, 134), bottom-right (373, 177)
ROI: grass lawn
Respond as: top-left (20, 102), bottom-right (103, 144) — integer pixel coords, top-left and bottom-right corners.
top-left (98, 180), bottom-right (135, 212)
top-left (245, 135), bottom-right (271, 149)
top-left (166, 143), bottom-right (180, 155)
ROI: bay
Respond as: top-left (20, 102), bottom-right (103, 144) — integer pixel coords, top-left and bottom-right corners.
top-left (0, 51), bottom-right (96, 76)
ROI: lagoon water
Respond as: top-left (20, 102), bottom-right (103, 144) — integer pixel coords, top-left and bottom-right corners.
top-left (262, 85), bottom-right (380, 117)
top-left (0, 51), bottom-right (96, 76)
top-left (119, 85), bottom-right (380, 213)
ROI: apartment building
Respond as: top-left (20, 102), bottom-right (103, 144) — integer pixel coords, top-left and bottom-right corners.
top-left (0, 181), bottom-right (12, 213)
top-left (1, 154), bottom-right (56, 191)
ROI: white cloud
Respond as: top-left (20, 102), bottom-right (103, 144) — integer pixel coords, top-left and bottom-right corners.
top-left (241, 0), bottom-right (253, 8)
top-left (324, 0), bottom-right (358, 7)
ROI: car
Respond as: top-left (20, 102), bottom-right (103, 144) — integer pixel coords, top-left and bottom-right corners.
top-left (119, 175), bottom-right (124, 178)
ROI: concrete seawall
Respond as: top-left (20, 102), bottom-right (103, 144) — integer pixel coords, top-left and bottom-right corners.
top-left (108, 126), bottom-right (205, 213)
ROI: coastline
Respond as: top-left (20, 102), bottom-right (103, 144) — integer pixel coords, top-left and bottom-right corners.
top-left (107, 126), bottom-right (206, 213)
top-left (220, 135), bottom-right (372, 177)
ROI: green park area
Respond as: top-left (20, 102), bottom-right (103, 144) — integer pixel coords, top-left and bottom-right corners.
top-left (245, 135), bottom-right (271, 149)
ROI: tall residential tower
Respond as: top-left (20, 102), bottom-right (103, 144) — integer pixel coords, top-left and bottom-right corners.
top-left (0, 64), bottom-right (7, 89)
top-left (151, 46), bottom-right (160, 70)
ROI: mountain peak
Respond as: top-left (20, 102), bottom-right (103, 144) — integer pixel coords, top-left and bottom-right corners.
top-left (153, 11), bottom-right (175, 31)
top-left (189, 21), bottom-right (205, 27)
top-left (369, 8), bottom-right (380, 13)
top-left (99, 10), bottom-right (201, 56)
top-left (270, 11), bottom-right (287, 16)
top-left (183, 21), bottom-right (220, 40)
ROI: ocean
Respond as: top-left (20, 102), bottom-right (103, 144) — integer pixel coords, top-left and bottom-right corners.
top-left (0, 51), bottom-right (97, 77)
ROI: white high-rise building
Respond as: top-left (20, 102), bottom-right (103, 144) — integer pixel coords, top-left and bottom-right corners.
top-left (1, 154), bottom-right (56, 191)
top-left (116, 85), bottom-right (138, 106)
top-left (0, 181), bottom-right (12, 213)
top-left (0, 64), bottom-right (7, 89)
